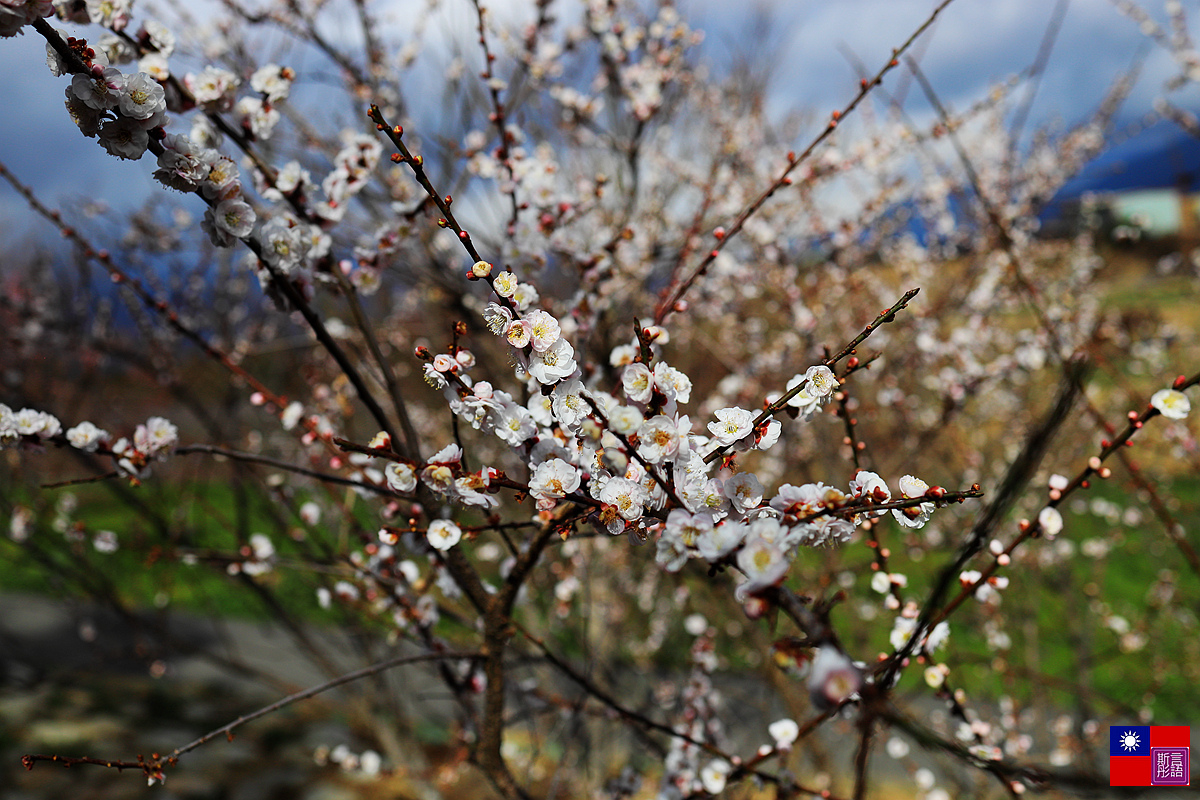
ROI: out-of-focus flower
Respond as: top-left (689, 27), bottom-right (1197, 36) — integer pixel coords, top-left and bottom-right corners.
top-left (768, 718), bottom-right (799, 748)
top-left (427, 519), bottom-right (462, 551)
top-left (1038, 506), bottom-right (1064, 538)
top-left (807, 646), bottom-right (862, 710)
top-left (699, 759), bottom-right (730, 794)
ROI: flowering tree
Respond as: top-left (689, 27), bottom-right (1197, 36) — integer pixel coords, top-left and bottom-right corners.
top-left (2, 0), bottom-right (1199, 798)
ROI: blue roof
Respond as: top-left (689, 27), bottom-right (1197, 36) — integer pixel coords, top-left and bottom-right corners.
top-left (1053, 120), bottom-right (1200, 198)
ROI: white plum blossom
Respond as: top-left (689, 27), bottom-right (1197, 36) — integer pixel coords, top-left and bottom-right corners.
top-left (1038, 506), bottom-right (1064, 538)
top-left (505, 320), bottom-right (531, 349)
top-left (723, 472), bottom-right (763, 514)
top-left (527, 337), bottom-right (577, 384)
top-left (551, 379), bottom-right (588, 430)
top-left (696, 519), bottom-right (745, 561)
top-left (753, 418), bottom-right (781, 451)
top-left (526, 392), bottom-right (553, 427)
top-left (513, 282), bottom-right (539, 310)
top-left (1151, 388), bottom-right (1190, 419)
top-left (117, 72), bottom-right (165, 121)
top-left (98, 116), bottom-right (150, 160)
top-left (493, 401), bottom-right (537, 445)
top-left (653, 361), bottom-right (692, 404)
top-left (925, 665), bottom-right (948, 689)
top-left (13, 408), bottom-right (60, 439)
top-left (135, 416), bottom-right (178, 456)
top-left (72, 68), bottom-right (122, 111)
top-left (260, 216), bottom-right (307, 272)
top-left (525, 309), bottom-right (561, 352)
top-left (154, 134), bottom-right (209, 191)
top-left (280, 401), bottom-right (304, 430)
top-left (708, 407), bottom-right (754, 446)
top-left (66, 421), bottom-right (108, 451)
top-left (212, 197), bottom-right (256, 239)
top-left (299, 502), bottom-right (321, 525)
top-left (622, 362), bottom-right (653, 403)
top-left (186, 66), bottom-right (240, 111)
top-left (805, 364), bottom-right (838, 398)
top-left (273, 160), bottom-right (311, 195)
top-left (607, 404), bottom-right (644, 435)
top-left (785, 364), bottom-right (837, 419)
top-left (529, 458), bottom-right (580, 507)
top-left (807, 646), bottom-right (862, 710)
top-left (197, 153), bottom-right (240, 199)
top-left (609, 343), bottom-right (637, 367)
top-left (385, 462), bottom-right (418, 493)
top-left (663, 508), bottom-right (714, 549)
top-left (699, 760), bottom-right (730, 794)
top-left (871, 571), bottom-right (892, 593)
top-left (93, 530), bottom-right (119, 553)
top-left (2, 0), bottom-right (52, 37)
top-left (892, 474), bottom-right (934, 529)
top-left (736, 537), bottom-right (788, 598)
top-left (770, 482), bottom-right (853, 545)
top-left (636, 415), bottom-right (682, 463)
top-left (456, 470), bottom-right (499, 510)
top-left (890, 616), bottom-right (918, 650)
top-left (422, 363), bottom-right (447, 389)
top-left (64, 87), bottom-right (104, 137)
top-left (141, 20), bottom-right (175, 56)
top-left (236, 96), bottom-right (281, 140)
top-left (250, 63), bottom-right (293, 101)
top-left (243, 532), bottom-right (275, 575)
top-left (598, 476), bottom-right (646, 521)
top-left (926, 621), bottom-right (950, 651)
top-left (86, 0), bottom-right (132, 29)
top-left (849, 469), bottom-right (891, 517)
top-left (483, 302), bottom-right (512, 334)
top-left (493, 271), bottom-right (518, 297)
top-left (427, 519), bottom-right (462, 551)
top-left (138, 53), bottom-right (169, 81)
top-left (768, 718), bottom-right (800, 748)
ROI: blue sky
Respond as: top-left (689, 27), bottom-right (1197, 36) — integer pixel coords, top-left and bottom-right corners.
top-left (0, 0), bottom-right (1196, 254)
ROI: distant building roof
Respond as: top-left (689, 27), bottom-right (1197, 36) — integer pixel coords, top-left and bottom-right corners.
top-left (1053, 120), bottom-right (1200, 198)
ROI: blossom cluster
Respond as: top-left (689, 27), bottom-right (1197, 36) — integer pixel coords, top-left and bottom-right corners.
top-left (0, 0), bottom-right (50, 38)
top-left (1, 404), bottom-right (177, 480)
top-left (404, 288), bottom-right (952, 605)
